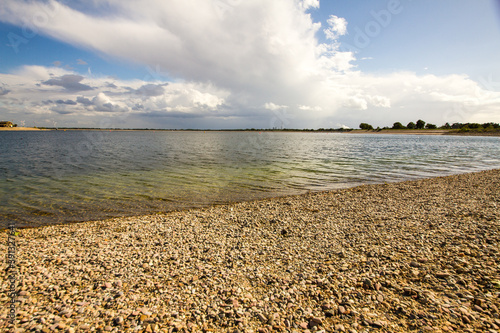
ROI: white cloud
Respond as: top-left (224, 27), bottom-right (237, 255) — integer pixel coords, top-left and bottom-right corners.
top-left (0, 0), bottom-right (500, 128)
top-left (298, 105), bottom-right (322, 111)
top-left (298, 0), bottom-right (319, 11)
top-left (324, 15), bottom-right (347, 40)
top-left (264, 102), bottom-right (289, 111)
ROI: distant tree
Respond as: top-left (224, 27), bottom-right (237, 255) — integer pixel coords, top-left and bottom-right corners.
top-left (459, 125), bottom-right (470, 132)
top-left (392, 122), bottom-right (406, 129)
top-left (440, 122), bottom-right (451, 129)
top-left (359, 123), bottom-right (373, 130)
top-left (468, 123), bottom-right (482, 129)
top-left (425, 123), bottom-right (437, 129)
top-left (407, 122), bottom-right (416, 129)
top-left (416, 119), bottom-right (426, 129)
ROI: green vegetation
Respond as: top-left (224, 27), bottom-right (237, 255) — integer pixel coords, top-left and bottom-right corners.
top-left (392, 122), bottom-right (405, 129)
top-left (358, 120), bottom-right (500, 134)
top-left (359, 123), bottom-right (374, 130)
top-left (416, 119), bottom-right (426, 129)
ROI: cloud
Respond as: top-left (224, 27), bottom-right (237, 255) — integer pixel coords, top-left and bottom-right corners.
top-left (324, 15), bottom-right (348, 40)
top-left (298, 105), bottom-right (322, 111)
top-left (55, 99), bottom-right (77, 105)
top-left (264, 102), bottom-right (288, 110)
top-left (0, 86), bottom-right (10, 96)
top-left (0, 1), bottom-right (500, 128)
top-left (76, 59), bottom-right (87, 65)
top-left (299, 0), bottom-right (319, 11)
top-left (42, 74), bottom-right (93, 92)
top-left (134, 83), bottom-right (167, 97)
top-left (76, 96), bottom-right (93, 106)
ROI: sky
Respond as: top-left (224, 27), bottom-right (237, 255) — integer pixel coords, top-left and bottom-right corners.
top-left (0, 0), bottom-right (500, 129)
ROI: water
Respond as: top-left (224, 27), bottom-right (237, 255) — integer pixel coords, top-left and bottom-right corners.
top-left (1, 130), bottom-right (499, 228)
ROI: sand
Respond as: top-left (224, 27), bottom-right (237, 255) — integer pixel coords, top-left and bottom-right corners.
top-left (0, 127), bottom-right (49, 131)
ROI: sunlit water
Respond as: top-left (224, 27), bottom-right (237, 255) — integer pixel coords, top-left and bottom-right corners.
top-left (1, 130), bottom-right (499, 228)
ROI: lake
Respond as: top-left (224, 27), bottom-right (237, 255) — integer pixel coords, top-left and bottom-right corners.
top-left (1, 130), bottom-right (499, 228)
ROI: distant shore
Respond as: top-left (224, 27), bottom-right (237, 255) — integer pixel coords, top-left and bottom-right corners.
top-left (0, 127), bottom-right (49, 131)
top-left (347, 129), bottom-right (449, 135)
top-left (2, 127), bottom-right (499, 136)
top-left (1, 169), bottom-right (499, 332)
top-left (346, 129), bottom-right (500, 136)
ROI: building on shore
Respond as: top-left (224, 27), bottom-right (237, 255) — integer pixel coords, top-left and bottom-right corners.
top-left (0, 121), bottom-right (15, 127)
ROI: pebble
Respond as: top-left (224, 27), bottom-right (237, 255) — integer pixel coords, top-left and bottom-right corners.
top-left (0, 169), bottom-right (499, 332)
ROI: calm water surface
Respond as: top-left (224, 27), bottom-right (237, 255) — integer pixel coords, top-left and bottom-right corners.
top-left (1, 130), bottom-right (499, 227)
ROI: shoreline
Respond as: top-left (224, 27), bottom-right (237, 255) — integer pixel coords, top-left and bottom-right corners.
top-left (0, 127), bottom-right (50, 131)
top-left (1, 169), bottom-right (500, 332)
top-left (346, 129), bottom-right (500, 136)
top-left (2, 127), bottom-right (500, 137)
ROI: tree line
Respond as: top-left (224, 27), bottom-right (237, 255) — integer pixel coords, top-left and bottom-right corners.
top-left (359, 120), bottom-right (500, 131)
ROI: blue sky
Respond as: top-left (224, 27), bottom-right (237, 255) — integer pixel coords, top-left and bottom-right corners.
top-left (1, 0), bottom-right (500, 129)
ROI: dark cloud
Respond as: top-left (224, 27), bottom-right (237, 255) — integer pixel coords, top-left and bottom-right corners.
top-left (134, 83), bottom-right (167, 97)
top-left (42, 74), bottom-right (93, 92)
top-left (132, 103), bottom-right (144, 111)
top-left (0, 87), bottom-right (10, 96)
top-left (76, 96), bottom-right (93, 106)
top-left (56, 99), bottom-right (77, 105)
top-left (53, 109), bottom-right (74, 115)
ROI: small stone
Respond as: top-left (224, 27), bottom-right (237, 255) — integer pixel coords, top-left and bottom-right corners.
top-left (335, 323), bottom-right (346, 332)
top-left (436, 272), bottom-right (450, 279)
top-left (371, 321), bottom-right (386, 328)
top-left (309, 317), bottom-right (322, 327)
top-left (103, 282), bottom-right (112, 289)
top-left (338, 305), bottom-right (347, 315)
top-left (299, 322), bottom-right (309, 329)
top-left (321, 302), bottom-right (332, 310)
top-left (114, 316), bottom-right (124, 325)
top-left (473, 304), bottom-right (483, 312)
top-left (256, 313), bottom-right (267, 323)
top-left (141, 309), bottom-right (153, 316)
top-left (363, 278), bottom-right (373, 289)
top-left (325, 310), bottom-right (335, 318)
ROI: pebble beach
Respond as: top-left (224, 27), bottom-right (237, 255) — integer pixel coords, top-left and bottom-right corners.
top-left (1, 169), bottom-right (499, 333)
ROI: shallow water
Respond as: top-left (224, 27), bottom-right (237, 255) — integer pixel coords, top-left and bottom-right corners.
top-left (1, 130), bottom-right (499, 227)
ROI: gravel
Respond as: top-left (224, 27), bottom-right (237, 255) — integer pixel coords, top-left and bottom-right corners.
top-left (1, 169), bottom-right (499, 332)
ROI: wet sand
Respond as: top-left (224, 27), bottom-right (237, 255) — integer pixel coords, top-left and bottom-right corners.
top-left (1, 169), bottom-right (499, 332)
top-left (0, 127), bottom-right (49, 131)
